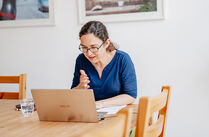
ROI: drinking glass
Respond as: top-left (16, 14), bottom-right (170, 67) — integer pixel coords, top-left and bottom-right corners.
top-left (20, 99), bottom-right (34, 117)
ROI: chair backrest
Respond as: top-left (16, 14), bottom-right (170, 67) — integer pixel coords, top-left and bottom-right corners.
top-left (135, 86), bottom-right (171, 137)
top-left (0, 74), bottom-right (26, 99)
top-left (78, 107), bottom-right (133, 137)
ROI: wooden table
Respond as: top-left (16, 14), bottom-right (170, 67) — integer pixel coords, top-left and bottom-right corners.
top-left (0, 100), bottom-right (138, 137)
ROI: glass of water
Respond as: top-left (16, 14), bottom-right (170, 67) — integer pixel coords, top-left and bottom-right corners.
top-left (20, 99), bottom-right (34, 117)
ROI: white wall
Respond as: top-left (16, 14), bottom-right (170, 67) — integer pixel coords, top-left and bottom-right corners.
top-left (0, 0), bottom-right (209, 136)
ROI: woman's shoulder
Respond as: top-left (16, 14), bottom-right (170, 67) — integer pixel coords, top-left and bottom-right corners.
top-left (116, 50), bottom-right (132, 60)
top-left (76, 53), bottom-right (86, 61)
top-left (75, 53), bottom-right (90, 68)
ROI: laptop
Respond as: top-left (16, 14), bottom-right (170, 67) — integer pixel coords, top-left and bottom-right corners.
top-left (31, 89), bottom-right (106, 122)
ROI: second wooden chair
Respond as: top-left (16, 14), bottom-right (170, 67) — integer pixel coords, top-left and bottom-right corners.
top-left (0, 74), bottom-right (26, 99)
top-left (134, 86), bottom-right (171, 137)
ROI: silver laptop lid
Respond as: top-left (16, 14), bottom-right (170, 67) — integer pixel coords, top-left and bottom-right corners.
top-left (31, 89), bottom-right (99, 122)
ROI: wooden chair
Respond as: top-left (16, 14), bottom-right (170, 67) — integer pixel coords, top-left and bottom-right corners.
top-left (0, 74), bottom-right (26, 99)
top-left (78, 107), bottom-right (133, 137)
top-left (135, 86), bottom-right (171, 137)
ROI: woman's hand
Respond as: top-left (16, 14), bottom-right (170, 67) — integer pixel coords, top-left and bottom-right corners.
top-left (74, 70), bottom-right (90, 89)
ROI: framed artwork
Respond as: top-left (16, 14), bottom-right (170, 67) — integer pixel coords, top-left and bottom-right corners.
top-left (0, 0), bottom-right (55, 27)
top-left (78, 0), bottom-right (164, 24)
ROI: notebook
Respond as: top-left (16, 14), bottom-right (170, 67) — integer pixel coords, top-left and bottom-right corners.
top-left (31, 89), bottom-right (106, 122)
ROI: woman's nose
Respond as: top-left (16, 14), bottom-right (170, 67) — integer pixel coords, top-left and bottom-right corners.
top-left (87, 49), bottom-right (93, 56)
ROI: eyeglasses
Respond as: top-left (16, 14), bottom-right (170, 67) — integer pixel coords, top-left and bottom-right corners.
top-left (79, 42), bottom-right (105, 53)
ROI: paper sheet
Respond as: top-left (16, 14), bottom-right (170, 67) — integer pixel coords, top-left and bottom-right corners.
top-left (96, 105), bottom-right (126, 114)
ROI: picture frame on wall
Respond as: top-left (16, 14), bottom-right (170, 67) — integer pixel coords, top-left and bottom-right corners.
top-left (0, 0), bottom-right (55, 27)
top-left (78, 0), bottom-right (164, 24)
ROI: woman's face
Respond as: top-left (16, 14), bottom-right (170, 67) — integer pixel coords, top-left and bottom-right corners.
top-left (80, 33), bottom-right (108, 64)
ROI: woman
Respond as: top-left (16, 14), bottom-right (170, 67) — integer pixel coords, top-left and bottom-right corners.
top-left (71, 21), bottom-right (137, 109)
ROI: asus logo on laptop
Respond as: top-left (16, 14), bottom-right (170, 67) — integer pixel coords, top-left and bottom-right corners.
top-left (59, 105), bottom-right (71, 108)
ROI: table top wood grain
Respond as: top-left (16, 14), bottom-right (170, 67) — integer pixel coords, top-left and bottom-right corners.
top-left (0, 100), bottom-right (137, 137)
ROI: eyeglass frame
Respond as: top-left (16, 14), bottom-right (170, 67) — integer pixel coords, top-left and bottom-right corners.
top-left (78, 41), bottom-right (106, 53)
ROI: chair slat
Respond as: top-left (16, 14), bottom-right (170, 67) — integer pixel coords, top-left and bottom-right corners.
top-left (147, 115), bottom-right (164, 137)
top-left (149, 91), bottom-right (168, 114)
top-left (0, 76), bottom-right (19, 83)
top-left (0, 92), bottom-right (19, 99)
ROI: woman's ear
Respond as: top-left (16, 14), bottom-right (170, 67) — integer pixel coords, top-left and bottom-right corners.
top-left (104, 39), bottom-right (111, 48)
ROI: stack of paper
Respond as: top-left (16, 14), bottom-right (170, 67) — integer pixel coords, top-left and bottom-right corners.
top-left (96, 105), bottom-right (126, 114)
